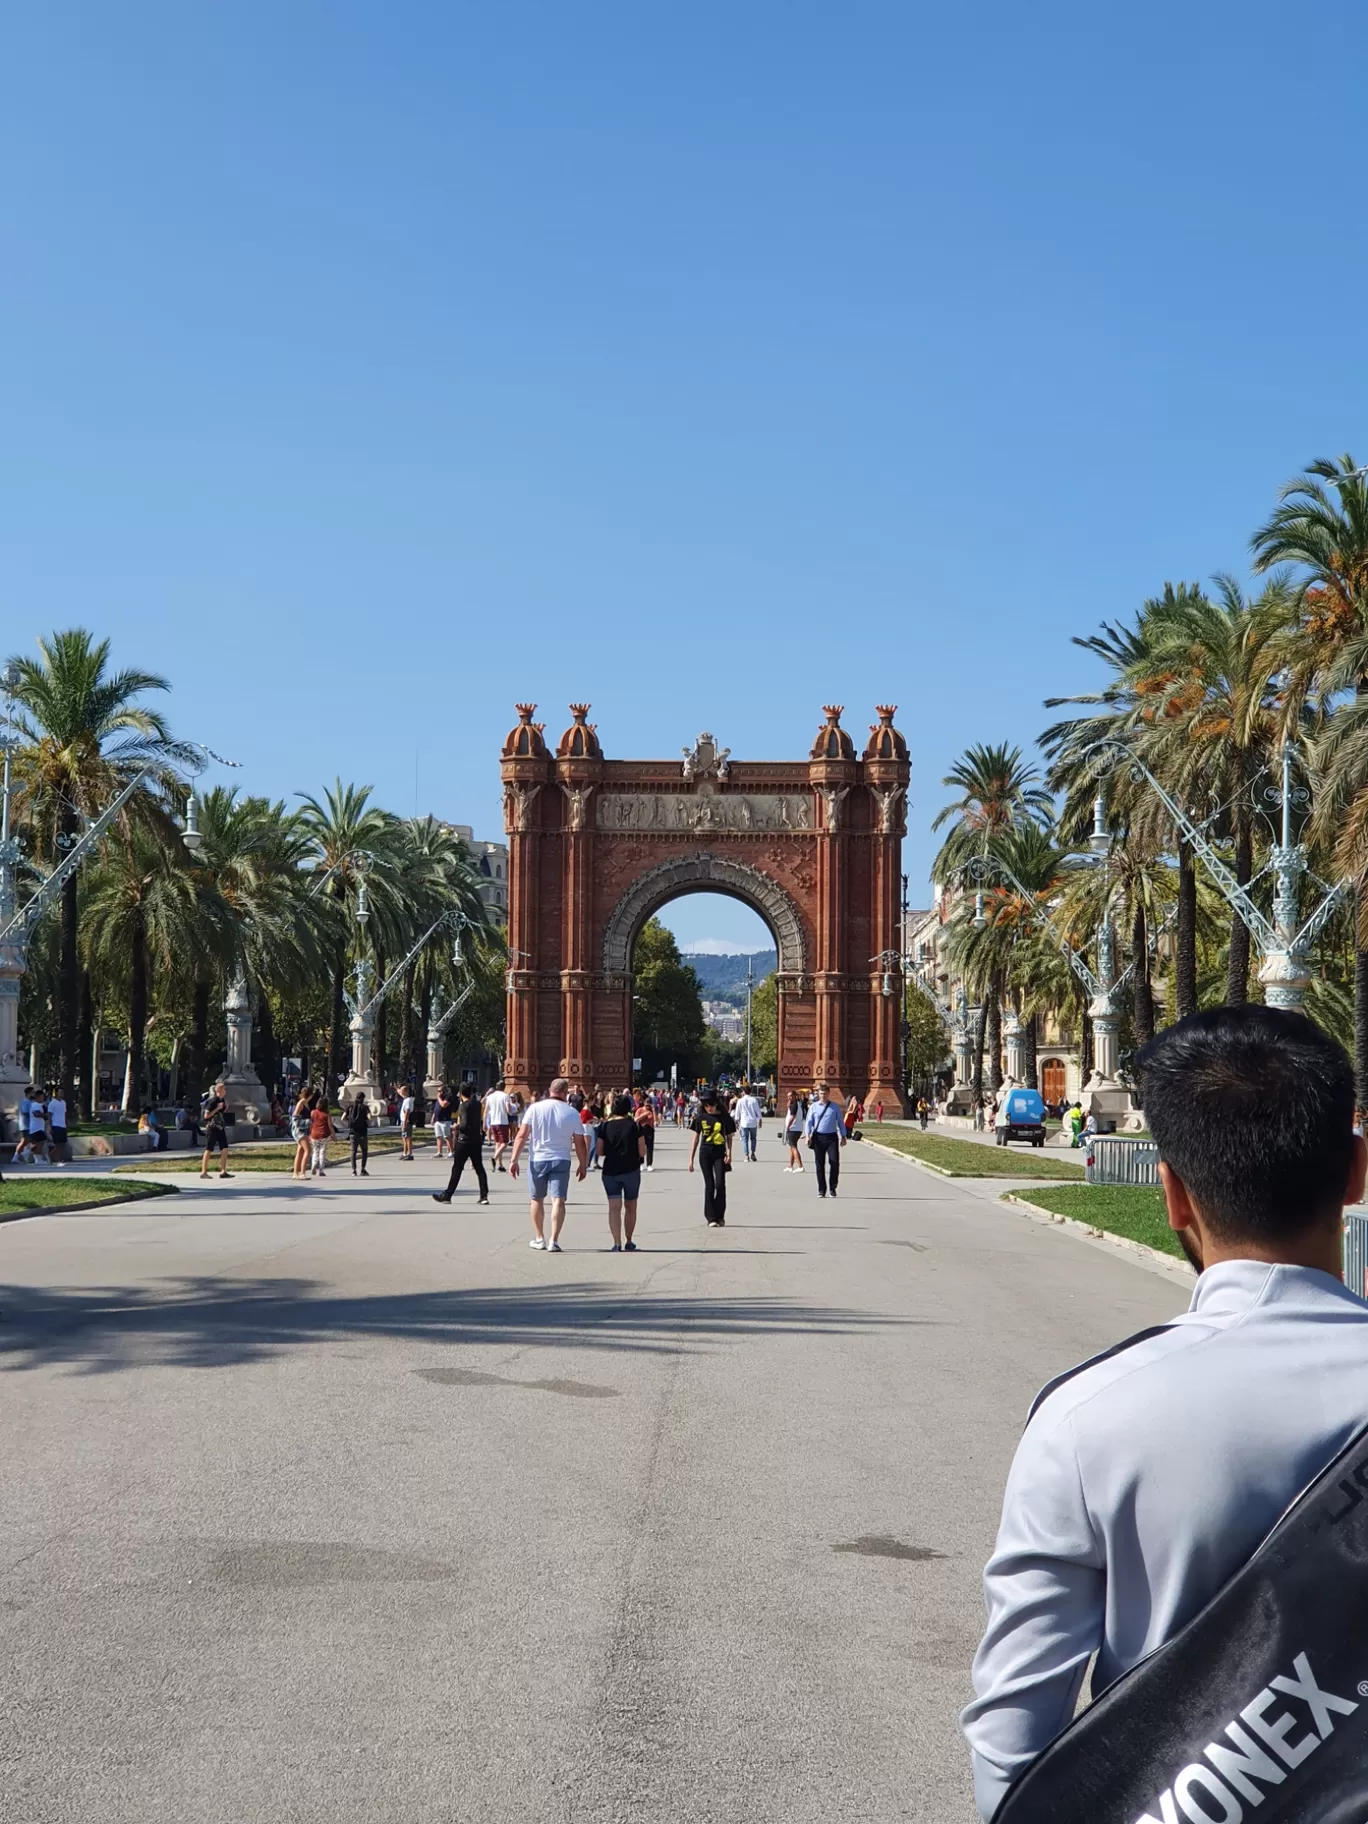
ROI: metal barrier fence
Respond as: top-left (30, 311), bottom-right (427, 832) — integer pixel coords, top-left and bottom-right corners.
top-left (1345, 1213), bottom-right (1368, 1301)
top-left (1086, 1135), bottom-right (1160, 1187)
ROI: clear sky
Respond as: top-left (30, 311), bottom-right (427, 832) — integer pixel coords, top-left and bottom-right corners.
top-left (5, 2), bottom-right (1366, 950)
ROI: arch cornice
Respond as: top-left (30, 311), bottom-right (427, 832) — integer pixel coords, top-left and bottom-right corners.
top-left (601, 851), bottom-right (807, 975)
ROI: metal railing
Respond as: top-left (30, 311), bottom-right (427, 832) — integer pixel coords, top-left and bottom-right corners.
top-left (1086, 1135), bottom-right (1160, 1187)
top-left (1344, 1213), bottom-right (1368, 1301)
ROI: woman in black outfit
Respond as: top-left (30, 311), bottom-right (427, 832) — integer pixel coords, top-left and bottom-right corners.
top-left (432, 1083), bottom-right (489, 1204)
top-left (347, 1093), bottom-right (371, 1175)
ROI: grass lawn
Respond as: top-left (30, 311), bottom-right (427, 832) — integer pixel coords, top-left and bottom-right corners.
top-left (0, 1176), bottom-right (177, 1216)
top-left (1006, 1184), bottom-right (1181, 1257)
top-left (113, 1133), bottom-right (412, 1174)
top-left (864, 1129), bottom-right (1084, 1180)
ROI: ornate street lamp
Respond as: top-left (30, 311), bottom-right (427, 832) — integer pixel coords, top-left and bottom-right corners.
top-left (1088, 740), bottom-right (1349, 1010)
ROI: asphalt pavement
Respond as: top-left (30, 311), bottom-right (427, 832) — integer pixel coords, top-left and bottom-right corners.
top-left (0, 1121), bottom-right (1187, 1822)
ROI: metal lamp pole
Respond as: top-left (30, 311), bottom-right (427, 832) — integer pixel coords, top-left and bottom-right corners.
top-left (1087, 741), bottom-right (1348, 1010)
top-left (745, 954), bottom-right (754, 1084)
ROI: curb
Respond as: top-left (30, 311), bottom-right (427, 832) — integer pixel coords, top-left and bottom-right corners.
top-left (999, 1192), bottom-right (1191, 1284)
top-left (0, 1182), bottom-right (180, 1226)
top-left (860, 1135), bottom-right (1082, 1185)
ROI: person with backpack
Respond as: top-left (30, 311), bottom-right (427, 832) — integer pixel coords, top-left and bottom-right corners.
top-left (346, 1092), bottom-right (371, 1176)
top-left (962, 1006), bottom-right (1368, 1819)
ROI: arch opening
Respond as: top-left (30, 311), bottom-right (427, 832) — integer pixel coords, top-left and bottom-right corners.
top-left (601, 853), bottom-right (807, 977)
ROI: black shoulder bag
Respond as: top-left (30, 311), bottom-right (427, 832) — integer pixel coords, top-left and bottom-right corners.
top-left (995, 1421), bottom-right (1368, 1824)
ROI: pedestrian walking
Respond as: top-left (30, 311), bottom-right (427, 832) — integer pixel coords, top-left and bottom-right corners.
top-left (843, 1093), bottom-right (861, 1138)
top-left (346, 1092), bottom-right (371, 1175)
top-left (482, 1081), bottom-right (514, 1172)
top-left (918, 1097), bottom-right (930, 1131)
top-left (398, 1084), bottom-right (416, 1159)
top-left (634, 1093), bottom-right (657, 1170)
top-left (291, 1088), bottom-right (312, 1179)
top-left (1067, 1099), bottom-right (1084, 1147)
top-left (26, 1088), bottom-right (52, 1164)
top-left (783, 1092), bottom-right (806, 1172)
top-left (46, 1087), bottom-right (68, 1165)
top-left (963, 1004), bottom-right (1368, 1820)
top-left (688, 1088), bottom-right (735, 1227)
top-left (307, 1095), bottom-right (334, 1176)
top-left (430, 1085), bottom-right (454, 1158)
top-left (508, 1076), bottom-right (587, 1250)
top-left (199, 1081), bottom-right (233, 1179)
top-left (734, 1086), bottom-right (762, 1162)
top-left (433, 1082), bottom-right (490, 1204)
top-left (804, 1083), bottom-right (847, 1198)
top-left (11, 1086), bottom-right (36, 1163)
top-left (598, 1093), bottom-right (646, 1250)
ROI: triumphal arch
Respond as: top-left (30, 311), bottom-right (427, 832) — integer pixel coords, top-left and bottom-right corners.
top-left (499, 704), bottom-right (909, 1113)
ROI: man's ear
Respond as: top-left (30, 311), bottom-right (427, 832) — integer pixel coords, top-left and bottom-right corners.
top-left (1347, 1133), bottom-right (1368, 1210)
top-left (1158, 1160), bottom-right (1197, 1234)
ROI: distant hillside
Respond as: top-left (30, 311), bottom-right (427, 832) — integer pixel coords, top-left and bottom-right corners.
top-left (685, 950), bottom-right (777, 1004)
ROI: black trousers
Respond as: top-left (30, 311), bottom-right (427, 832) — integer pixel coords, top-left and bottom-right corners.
top-left (444, 1139), bottom-right (489, 1199)
top-left (700, 1148), bottom-right (728, 1223)
top-left (811, 1131), bottom-right (841, 1194)
top-left (641, 1126), bottom-right (655, 1166)
top-left (351, 1133), bottom-right (369, 1171)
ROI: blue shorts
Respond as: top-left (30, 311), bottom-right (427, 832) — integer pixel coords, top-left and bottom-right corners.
top-left (601, 1170), bottom-right (641, 1201)
top-left (528, 1158), bottom-right (572, 1202)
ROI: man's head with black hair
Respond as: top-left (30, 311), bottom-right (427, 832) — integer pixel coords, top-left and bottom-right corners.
top-left (1136, 1004), bottom-right (1366, 1273)
top-left (701, 1088), bottom-right (719, 1108)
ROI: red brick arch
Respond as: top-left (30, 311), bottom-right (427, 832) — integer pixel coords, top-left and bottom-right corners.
top-left (500, 707), bottom-right (909, 1112)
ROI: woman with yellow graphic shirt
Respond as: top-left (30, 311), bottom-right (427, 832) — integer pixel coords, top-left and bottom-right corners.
top-left (687, 1088), bottom-right (736, 1227)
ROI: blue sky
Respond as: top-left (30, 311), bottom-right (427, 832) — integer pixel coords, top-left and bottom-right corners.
top-left (4, 2), bottom-right (1366, 953)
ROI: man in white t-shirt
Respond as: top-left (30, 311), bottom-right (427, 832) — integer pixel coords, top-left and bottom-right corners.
top-left (46, 1089), bottom-right (69, 1166)
top-left (482, 1083), bottom-right (514, 1172)
top-left (508, 1077), bottom-right (588, 1251)
top-left (25, 1090), bottom-right (51, 1165)
top-left (733, 1089), bottom-right (763, 1162)
top-left (12, 1088), bottom-right (35, 1164)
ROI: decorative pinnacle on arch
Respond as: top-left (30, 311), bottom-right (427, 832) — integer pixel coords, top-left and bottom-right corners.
top-left (811, 704), bottom-right (855, 761)
top-left (864, 705), bottom-right (908, 762)
top-left (502, 702), bottom-right (548, 759)
top-left (557, 703), bottom-right (602, 759)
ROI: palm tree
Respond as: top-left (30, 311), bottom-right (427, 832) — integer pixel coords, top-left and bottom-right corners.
top-left (180, 789), bottom-right (326, 1104)
top-left (1044, 584), bottom-right (1214, 1018)
top-left (4, 630), bottom-right (194, 1103)
top-left (296, 782), bottom-right (401, 1098)
top-left (82, 825), bottom-right (200, 1113)
top-left (931, 744), bottom-right (1052, 879)
top-left (1130, 576), bottom-right (1287, 1004)
top-left (1253, 455), bottom-right (1368, 1099)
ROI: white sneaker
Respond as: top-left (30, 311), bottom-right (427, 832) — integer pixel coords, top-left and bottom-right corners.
top-left (530, 1237), bottom-right (546, 1250)
top-left (646, 1165), bottom-right (654, 1172)
top-left (548, 1241), bottom-right (562, 1252)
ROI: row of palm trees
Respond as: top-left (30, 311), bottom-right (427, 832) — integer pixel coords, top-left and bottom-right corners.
top-left (6, 631), bottom-right (501, 1116)
top-left (931, 454), bottom-right (1368, 1101)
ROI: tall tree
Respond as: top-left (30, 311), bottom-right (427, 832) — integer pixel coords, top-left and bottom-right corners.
top-left (632, 918), bottom-right (706, 1082)
top-left (296, 782), bottom-right (400, 1098)
top-left (1253, 454), bottom-right (1368, 1100)
top-left (5, 631), bottom-right (192, 1103)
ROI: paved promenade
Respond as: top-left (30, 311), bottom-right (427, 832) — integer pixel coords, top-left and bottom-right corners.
top-left (1, 1124), bottom-right (1185, 1823)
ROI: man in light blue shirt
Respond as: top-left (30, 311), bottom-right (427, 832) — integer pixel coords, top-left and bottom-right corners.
top-left (962, 1005), bottom-right (1368, 1818)
top-left (803, 1083), bottom-right (847, 1198)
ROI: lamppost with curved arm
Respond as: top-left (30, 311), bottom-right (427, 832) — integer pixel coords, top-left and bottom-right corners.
top-left (1087, 740), bottom-right (1349, 1010)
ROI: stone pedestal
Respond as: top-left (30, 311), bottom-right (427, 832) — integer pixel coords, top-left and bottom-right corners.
top-left (423, 1022), bottom-right (445, 1101)
top-left (0, 958), bottom-right (29, 1127)
top-left (340, 1006), bottom-right (384, 1112)
top-left (1004, 1012), bottom-right (1026, 1085)
top-left (221, 972), bottom-right (268, 1123)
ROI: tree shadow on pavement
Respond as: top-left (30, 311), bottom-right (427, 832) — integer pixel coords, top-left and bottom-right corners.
top-left (0, 1278), bottom-right (929, 1376)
